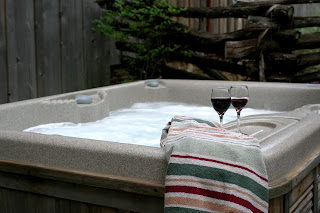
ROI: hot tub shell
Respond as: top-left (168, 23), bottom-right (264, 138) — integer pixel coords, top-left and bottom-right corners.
top-left (0, 80), bottom-right (319, 212)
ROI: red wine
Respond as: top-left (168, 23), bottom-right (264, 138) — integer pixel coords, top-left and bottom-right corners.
top-left (231, 97), bottom-right (248, 110)
top-left (211, 97), bottom-right (231, 115)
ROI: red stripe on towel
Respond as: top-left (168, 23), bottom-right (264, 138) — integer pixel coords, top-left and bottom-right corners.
top-left (165, 185), bottom-right (264, 213)
top-left (171, 154), bottom-right (268, 183)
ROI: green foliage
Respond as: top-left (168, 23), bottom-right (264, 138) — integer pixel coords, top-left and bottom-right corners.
top-left (93, 0), bottom-right (188, 80)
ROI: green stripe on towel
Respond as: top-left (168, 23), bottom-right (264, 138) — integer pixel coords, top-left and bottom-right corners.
top-left (161, 116), bottom-right (269, 213)
top-left (167, 163), bottom-right (269, 202)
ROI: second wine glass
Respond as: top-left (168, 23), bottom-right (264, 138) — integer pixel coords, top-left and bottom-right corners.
top-left (211, 87), bottom-right (231, 128)
top-left (230, 85), bottom-right (249, 133)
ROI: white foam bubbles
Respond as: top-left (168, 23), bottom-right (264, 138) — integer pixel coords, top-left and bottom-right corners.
top-left (24, 102), bottom-right (282, 147)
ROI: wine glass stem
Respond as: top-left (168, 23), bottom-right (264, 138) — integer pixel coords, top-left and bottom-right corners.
top-left (236, 110), bottom-right (241, 133)
top-left (219, 115), bottom-right (224, 128)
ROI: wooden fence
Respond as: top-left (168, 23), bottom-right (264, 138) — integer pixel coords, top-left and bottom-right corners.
top-left (168, 1), bottom-right (320, 33)
top-left (0, 0), bottom-right (318, 104)
top-left (0, 0), bottom-right (116, 104)
top-left (168, 0), bottom-right (245, 33)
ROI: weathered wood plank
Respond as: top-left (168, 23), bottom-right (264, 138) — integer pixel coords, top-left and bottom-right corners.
top-left (225, 39), bottom-right (260, 58)
top-left (191, 0), bottom-right (200, 29)
top-left (296, 32), bottom-right (320, 50)
top-left (209, 0), bottom-right (217, 34)
top-left (0, 187), bottom-right (31, 213)
top-left (198, 0), bottom-right (207, 32)
top-left (289, 172), bottom-right (314, 207)
top-left (0, 159), bottom-right (165, 198)
top-left (293, 71), bottom-right (320, 83)
top-left (0, 187), bottom-right (119, 213)
top-left (177, 0), bottom-right (187, 24)
top-left (313, 165), bottom-right (319, 213)
top-left (60, 0), bottom-right (86, 93)
top-left (220, 0), bottom-right (228, 33)
top-left (265, 53), bottom-right (298, 75)
top-left (0, 0), bottom-right (8, 104)
top-left (226, 31), bottom-right (320, 59)
top-left (6, 0), bottom-right (37, 102)
top-left (227, 0), bottom-right (235, 32)
top-left (166, 51), bottom-right (248, 75)
top-left (177, 5), bottom-right (269, 18)
top-left (268, 196), bottom-right (284, 213)
top-left (34, 0), bottom-right (62, 97)
top-left (272, 30), bottom-right (301, 42)
top-left (290, 190), bottom-right (313, 213)
top-left (0, 170), bottom-right (164, 213)
top-left (245, 16), bottom-right (280, 31)
top-left (297, 52), bottom-right (320, 70)
top-left (300, 199), bottom-right (313, 213)
top-left (83, 0), bottom-right (111, 88)
top-left (162, 64), bottom-right (213, 80)
top-left (232, 0), bottom-right (320, 7)
top-left (294, 16), bottom-right (320, 28)
top-left (289, 183), bottom-right (314, 212)
top-left (265, 5), bottom-right (294, 21)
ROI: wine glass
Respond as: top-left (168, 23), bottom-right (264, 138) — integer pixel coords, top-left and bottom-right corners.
top-left (211, 88), bottom-right (231, 128)
top-left (230, 85), bottom-right (249, 133)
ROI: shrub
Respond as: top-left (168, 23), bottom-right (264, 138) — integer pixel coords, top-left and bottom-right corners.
top-left (93, 0), bottom-right (187, 80)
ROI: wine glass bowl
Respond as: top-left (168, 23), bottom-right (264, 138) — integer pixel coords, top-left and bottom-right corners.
top-left (230, 85), bottom-right (249, 133)
top-left (211, 87), bottom-right (231, 128)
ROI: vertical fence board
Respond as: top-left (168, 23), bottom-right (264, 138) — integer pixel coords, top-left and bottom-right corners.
top-left (0, 0), bottom-right (8, 104)
top-left (227, 0), bottom-right (235, 32)
top-left (177, 0), bottom-right (187, 25)
top-left (211, 0), bottom-right (219, 33)
top-left (168, 0), bottom-right (178, 22)
top-left (6, 0), bottom-right (37, 102)
top-left (35, 0), bottom-right (62, 97)
top-left (83, 0), bottom-right (111, 88)
top-left (219, 0), bottom-right (227, 33)
top-left (0, 0), bottom-right (114, 104)
top-left (199, 0), bottom-right (207, 32)
top-left (192, 0), bottom-right (200, 30)
top-left (188, 0), bottom-right (194, 27)
top-left (60, 0), bottom-right (85, 93)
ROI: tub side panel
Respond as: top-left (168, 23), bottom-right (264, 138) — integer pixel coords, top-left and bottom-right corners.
top-left (0, 170), bottom-right (164, 213)
top-left (0, 131), bottom-right (168, 185)
top-left (263, 114), bottom-right (320, 191)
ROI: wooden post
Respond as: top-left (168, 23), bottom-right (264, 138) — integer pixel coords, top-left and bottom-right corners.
top-left (268, 196), bottom-right (284, 213)
top-left (232, 0), bottom-right (320, 7)
top-left (265, 4), bottom-right (295, 21)
top-left (259, 51), bottom-right (266, 81)
top-left (245, 16), bottom-right (280, 31)
top-left (0, 0), bottom-right (8, 104)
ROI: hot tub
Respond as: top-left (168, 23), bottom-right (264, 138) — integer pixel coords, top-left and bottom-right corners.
top-left (0, 80), bottom-right (319, 212)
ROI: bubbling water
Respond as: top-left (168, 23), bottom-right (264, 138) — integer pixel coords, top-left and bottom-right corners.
top-left (24, 102), bottom-right (282, 147)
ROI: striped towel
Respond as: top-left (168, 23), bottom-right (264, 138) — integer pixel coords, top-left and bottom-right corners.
top-left (160, 115), bottom-right (269, 213)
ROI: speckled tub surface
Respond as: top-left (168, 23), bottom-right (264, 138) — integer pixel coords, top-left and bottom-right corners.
top-left (0, 80), bottom-right (319, 199)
